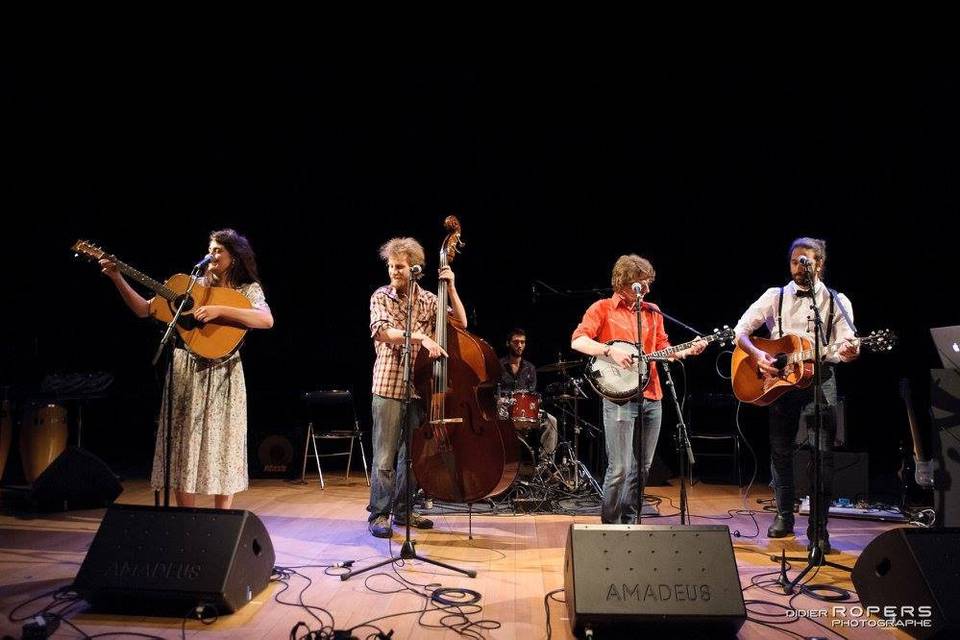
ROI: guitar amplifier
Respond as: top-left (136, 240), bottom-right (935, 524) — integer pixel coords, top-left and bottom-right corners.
top-left (793, 449), bottom-right (869, 500)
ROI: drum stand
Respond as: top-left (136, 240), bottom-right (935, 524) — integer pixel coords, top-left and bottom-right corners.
top-left (548, 382), bottom-right (602, 498)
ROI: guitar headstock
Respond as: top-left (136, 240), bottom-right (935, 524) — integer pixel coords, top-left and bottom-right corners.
top-left (860, 329), bottom-right (897, 353)
top-left (709, 325), bottom-right (736, 347)
top-left (71, 240), bottom-right (109, 263)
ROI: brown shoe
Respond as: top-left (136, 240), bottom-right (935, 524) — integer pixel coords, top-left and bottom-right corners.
top-left (368, 515), bottom-right (393, 538)
top-left (393, 512), bottom-right (434, 529)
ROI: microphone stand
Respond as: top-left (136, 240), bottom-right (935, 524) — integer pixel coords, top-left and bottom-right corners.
top-left (342, 269), bottom-right (475, 581)
top-left (630, 294), bottom-right (704, 525)
top-left (152, 264), bottom-right (204, 508)
top-left (780, 267), bottom-right (851, 591)
top-left (644, 305), bottom-right (705, 338)
top-left (633, 291), bottom-right (648, 524)
top-left (658, 357), bottom-right (694, 525)
top-left (531, 279), bottom-right (612, 299)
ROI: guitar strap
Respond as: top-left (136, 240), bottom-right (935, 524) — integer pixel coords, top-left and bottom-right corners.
top-left (829, 287), bottom-right (857, 336)
top-left (778, 287), bottom-right (783, 338)
top-left (825, 290), bottom-right (834, 345)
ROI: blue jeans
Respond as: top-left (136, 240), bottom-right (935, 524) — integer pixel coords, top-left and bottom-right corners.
top-left (601, 398), bottom-right (662, 524)
top-left (369, 395), bottom-right (423, 522)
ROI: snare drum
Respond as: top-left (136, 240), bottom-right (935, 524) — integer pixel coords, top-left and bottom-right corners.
top-left (19, 403), bottom-right (68, 482)
top-left (508, 390), bottom-right (541, 430)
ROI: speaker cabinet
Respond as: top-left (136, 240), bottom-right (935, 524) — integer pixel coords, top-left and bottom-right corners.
top-left (852, 527), bottom-right (960, 639)
top-left (74, 504), bottom-right (275, 615)
top-left (563, 524), bottom-right (745, 636)
top-left (29, 446), bottom-right (122, 510)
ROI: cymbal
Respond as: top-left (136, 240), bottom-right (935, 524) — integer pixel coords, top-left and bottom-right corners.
top-left (536, 359), bottom-right (584, 373)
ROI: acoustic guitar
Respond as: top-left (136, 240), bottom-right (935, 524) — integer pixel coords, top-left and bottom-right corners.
top-left (731, 330), bottom-right (896, 406)
top-left (72, 240), bottom-right (251, 360)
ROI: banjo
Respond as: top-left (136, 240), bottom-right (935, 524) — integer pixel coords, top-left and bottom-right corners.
top-left (585, 327), bottom-right (735, 402)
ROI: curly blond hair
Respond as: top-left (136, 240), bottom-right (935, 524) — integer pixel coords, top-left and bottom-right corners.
top-left (611, 254), bottom-right (656, 292)
top-left (379, 237), bottom-right (426, 267)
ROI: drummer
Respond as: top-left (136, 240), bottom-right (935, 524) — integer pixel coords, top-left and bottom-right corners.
top-left (499, 328), bottom-right (558, 462)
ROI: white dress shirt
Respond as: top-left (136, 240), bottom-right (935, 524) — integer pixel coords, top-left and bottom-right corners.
top-left (734, 280), bottom-right (856, 364)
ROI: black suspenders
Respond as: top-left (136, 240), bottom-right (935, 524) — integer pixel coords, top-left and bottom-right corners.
top-left (778, 286), bottom-right (835, 345)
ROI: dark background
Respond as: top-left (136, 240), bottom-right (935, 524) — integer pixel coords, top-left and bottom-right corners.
top-left (2, 61), bottom-right (954, 499)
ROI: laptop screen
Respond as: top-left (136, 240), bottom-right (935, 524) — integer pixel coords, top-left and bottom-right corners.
top-left (930, 326), bottom-right (960, 370)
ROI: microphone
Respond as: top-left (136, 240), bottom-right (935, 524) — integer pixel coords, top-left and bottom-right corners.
top-left (797, 255), bottom-right (814, 267)
top-left (409, 264), bottom-right (423, 277)
top-left (631, 282), bottom-right (647, 296)
top-left (193, 254), bottom-right (213, 270)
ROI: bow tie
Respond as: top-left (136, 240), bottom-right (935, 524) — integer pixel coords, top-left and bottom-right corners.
top-left (795, 289), bottom-right (815, 299)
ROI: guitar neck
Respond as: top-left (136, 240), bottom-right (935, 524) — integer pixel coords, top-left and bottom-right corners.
top-left (115, 260), bottom-right (177, 301)
top-left (790, 338), bottom-right (856, 365)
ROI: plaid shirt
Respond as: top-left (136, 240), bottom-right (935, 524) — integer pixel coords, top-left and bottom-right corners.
top-left (370, 284), bottom-right (439, 399)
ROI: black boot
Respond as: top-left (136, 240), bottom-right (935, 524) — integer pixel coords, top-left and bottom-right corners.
top-left (767, 514), bottom-right (795, 538)
top-left (770, 481), bottom-right (796, 539)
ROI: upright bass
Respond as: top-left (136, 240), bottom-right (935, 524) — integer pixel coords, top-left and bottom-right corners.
top-left (411, 216), bottom-right (519, 503)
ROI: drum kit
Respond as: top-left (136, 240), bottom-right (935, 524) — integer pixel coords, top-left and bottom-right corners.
top-left (496, 357), bottom-right (603, 507)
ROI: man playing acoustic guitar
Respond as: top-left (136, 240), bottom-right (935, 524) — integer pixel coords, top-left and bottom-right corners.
top-left (734, 237), bottom-right (858, 552)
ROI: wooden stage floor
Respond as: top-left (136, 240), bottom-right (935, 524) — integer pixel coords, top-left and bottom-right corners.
top-left (0, 477), bottom-right (915, 639)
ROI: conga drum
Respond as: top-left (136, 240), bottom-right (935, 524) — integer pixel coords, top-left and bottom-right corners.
top-left (19, 403), bottom-right (68, 483)
top-left (0, 398), bottom-right (12, 481)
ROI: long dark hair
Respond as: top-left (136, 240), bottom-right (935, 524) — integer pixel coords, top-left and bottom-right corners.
top-left (210, 228), bottom-right (260, 286)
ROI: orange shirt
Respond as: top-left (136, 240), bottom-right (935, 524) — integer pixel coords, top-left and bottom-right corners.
top-left (572, 293), bottom-right (671, 400)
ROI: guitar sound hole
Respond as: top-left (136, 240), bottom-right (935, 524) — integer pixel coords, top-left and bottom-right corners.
top-left (173, 295), bottom-right (196, 313)
top-left (171, 296), bottom-right (201, 329)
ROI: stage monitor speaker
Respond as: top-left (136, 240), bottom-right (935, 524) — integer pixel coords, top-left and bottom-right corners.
top-left (852, 527), bottom-right (960, 639)
top-left (29, 446), bottom-right (123, 510)
top-left (73, 504), bottom-right (276, 615)
top-left (931, 368), bottom-right (960, 527)
top-left (563, 524), bottom-right (745, 637)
